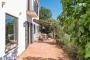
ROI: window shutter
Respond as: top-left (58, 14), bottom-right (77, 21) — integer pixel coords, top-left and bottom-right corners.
top-left (25, 21), bottom-right (29, 49)
top-left (31, 23), bottom-right (34, 43)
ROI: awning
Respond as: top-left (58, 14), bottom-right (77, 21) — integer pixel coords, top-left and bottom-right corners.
top-left (33, 19), bottom-right (50, 25)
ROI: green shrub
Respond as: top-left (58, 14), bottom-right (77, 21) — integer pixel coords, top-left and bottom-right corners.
top-left (55, 26), bottom-right (84, 60)
top-left (10, 35), bottom-right (14, 40)
top-left (48, 33), bottom-right (51, 38)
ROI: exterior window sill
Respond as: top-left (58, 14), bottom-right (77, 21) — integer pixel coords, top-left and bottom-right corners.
top-left (5, 46), bottom-right (18, 56)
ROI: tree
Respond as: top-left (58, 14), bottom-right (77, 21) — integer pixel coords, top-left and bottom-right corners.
top-left (57, 0), bottom-right (90, 59)
top-left (39, 6), bottom-right (53, 33)
top-left (39, 6), bottom-right (52, 21)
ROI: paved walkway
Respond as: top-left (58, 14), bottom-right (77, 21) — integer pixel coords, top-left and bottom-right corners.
top-left (15, 38), bottom-right (70, 60)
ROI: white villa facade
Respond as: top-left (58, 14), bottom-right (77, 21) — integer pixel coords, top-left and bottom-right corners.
top-left (0, 0), bottom-right (40, 60)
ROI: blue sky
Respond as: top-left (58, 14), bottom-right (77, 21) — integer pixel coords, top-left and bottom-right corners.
top-left (39, 0), bottom-right (62, 19)
top-left (6, 14), bottom-right (14, 23)
top-left (6, 14), bottom-right (17, 24)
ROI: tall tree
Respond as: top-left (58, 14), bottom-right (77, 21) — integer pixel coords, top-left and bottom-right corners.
top-left (39, 6), bottom-right (52, 21)
top-left (39, 6), bottom-right (53, 33)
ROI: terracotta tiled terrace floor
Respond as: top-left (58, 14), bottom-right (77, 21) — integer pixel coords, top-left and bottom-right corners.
top-left (15, 38), bottom-right (70, 60)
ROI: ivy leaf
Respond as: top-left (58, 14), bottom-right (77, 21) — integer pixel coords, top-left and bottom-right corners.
top-left (72, 12), bottom-right (76, 17)
top-left (79, 26), bottom-right (84, 33)
top-left (77, 26), bottom-right (84, 37)
top-left (85, 43), bottom-right (90, 58)
top-left (77, 31), bottom-right (81, 37)
top-left (79, 48), bottom-right (85, 55)
top-left (73, 19), bottom-right (77, 22)
top-left (77, 19), bottom-right (83, 25)
top-left (68, 23), bottom-right (75, 32)
top-left (84, 20), bottom-right (90, 26)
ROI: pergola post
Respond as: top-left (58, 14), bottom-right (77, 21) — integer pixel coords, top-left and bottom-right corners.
top-left (53, 27), bottom-right (55, 40)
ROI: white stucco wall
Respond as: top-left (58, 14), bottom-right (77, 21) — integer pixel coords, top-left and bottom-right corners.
top-left (0, 0), bottom-right (5, 57)
top-left (32, 20), bottom-right (39, 41)
top-left (27, 0), bottom-right (39, 42)
top-left (32, 7), bottom-right (39, 41)
top-left (0, 0), bottom-right (40, 60)
top-left (0, 0), bottom-right (27, 59)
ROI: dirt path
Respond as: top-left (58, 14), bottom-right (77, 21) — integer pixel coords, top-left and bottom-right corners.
top-left (15, 38), bottom-right (70, 60)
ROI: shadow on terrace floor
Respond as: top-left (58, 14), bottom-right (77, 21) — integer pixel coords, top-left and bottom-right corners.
top-left (23, 56), bottom-right (68, 60)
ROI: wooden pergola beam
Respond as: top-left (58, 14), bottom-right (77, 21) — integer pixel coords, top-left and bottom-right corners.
top-left (33, 19), bottom-right (50, 26)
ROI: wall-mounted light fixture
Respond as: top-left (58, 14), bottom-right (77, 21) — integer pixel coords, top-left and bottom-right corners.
top-left (42, 26), bottom-right (45, 29)
top-left (19, 12), bottom-right (22, 15)
top-left (2, 1), bottom-right (5, 5)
